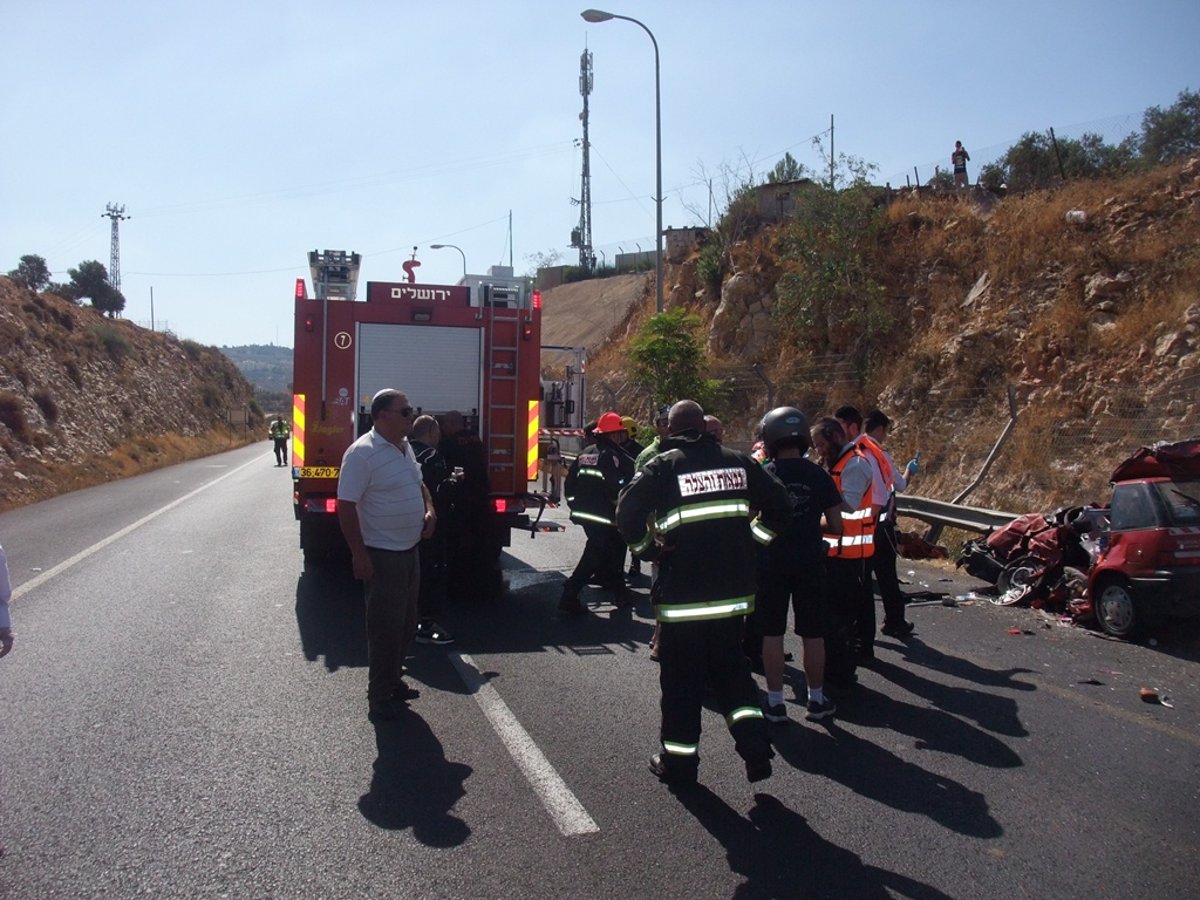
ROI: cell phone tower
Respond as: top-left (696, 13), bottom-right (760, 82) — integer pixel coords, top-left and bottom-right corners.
top-left (569, 48), bottom-right (595, 273)
top-left (101, 203), bottom-right (130, 293)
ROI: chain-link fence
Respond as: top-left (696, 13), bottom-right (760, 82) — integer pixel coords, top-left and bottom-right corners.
top-left (590, 364), bottom-right (1199, 514)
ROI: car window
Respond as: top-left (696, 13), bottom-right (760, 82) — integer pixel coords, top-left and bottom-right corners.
top-left (1154, 479), bottom-right (1200, 527)
top-left (1110, 483), bottom-right (1164, 530)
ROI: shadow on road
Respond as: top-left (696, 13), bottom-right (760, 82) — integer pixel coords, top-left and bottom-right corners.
top-left (294, 561), bottom-right (367, 672)
top-left (438, 561), bottom-right (657, 659)
top-left (861, 651), bottom-right (1030, 743)
top-left (769, 716), bottom-right (1004, 838)
top-left (358, 706), bottom-right (473, 847)
top-left (671, 783), bottom-right (955, 899)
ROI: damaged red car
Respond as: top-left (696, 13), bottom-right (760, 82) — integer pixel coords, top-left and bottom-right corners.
top-left (1086, 439), bottom-right (1200, 638)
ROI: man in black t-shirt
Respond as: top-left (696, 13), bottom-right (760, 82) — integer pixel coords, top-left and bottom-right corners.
top-left (752, 407), bottom-right (845, 724)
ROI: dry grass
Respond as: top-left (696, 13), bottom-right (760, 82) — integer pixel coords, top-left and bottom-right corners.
top-left (0, 428), bottom-right (257, 514)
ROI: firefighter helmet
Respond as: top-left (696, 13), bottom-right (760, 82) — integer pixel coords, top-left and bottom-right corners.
top-left (593, 412), bottom-right (626, 434)
top-left (760, 407), bottom-right (810, 454)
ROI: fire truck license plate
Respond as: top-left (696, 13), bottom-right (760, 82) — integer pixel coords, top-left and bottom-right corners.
top-left (299, 466), bottom-right (339, 479)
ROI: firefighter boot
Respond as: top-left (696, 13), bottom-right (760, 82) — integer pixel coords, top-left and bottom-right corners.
top-left (649, 753), bottom-right (698, 786)
top-left (558, 587), bottom-right (586, 616)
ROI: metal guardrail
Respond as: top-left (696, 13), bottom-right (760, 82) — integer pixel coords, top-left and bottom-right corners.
top-left (895, 496), bottom-right (1019, 534)
top-left (559, 453), bottom-right (1014, 536)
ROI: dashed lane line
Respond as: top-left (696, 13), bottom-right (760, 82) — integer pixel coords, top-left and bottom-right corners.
top-left (450, 651), bottom-right (600, 837)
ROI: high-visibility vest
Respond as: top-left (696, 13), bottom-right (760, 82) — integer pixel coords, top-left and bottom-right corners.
top-left (824, 446), bottom-right (876, 559)
top-left (858, 434), bottom-right (895, 522)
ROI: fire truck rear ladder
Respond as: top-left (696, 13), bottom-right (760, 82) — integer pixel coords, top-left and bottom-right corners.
top-left (485, 304), bottom-right (560, 536)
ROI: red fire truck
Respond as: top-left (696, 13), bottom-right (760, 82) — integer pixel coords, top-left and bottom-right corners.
top-left (290, 250), bottom-right (548, 564)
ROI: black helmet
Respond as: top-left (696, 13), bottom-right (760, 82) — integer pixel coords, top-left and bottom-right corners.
top-left (760, 407), bottom-right (810, 454)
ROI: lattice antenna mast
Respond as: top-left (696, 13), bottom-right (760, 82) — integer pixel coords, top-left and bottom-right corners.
top-left (570, 49), bottom-right (595, 273)
top-left (101, 203), bottom-right (129, 293)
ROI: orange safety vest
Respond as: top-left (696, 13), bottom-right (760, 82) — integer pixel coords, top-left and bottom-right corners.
top-left (824, 445), bottom-right (876, 559)
top-left (858, 434), bottom-right (896, 522)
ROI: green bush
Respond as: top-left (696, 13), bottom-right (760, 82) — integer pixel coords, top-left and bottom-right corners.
top-left (32, 388), bottom-right (58, 424)
top-left (696, 243), bottom-right (723, 291)
top-left (65, 360), bottom-right (84, 387)
top-left (181, 339), bottom-right (205, 361)
top-left (91, 323), bottom-right (132, 362)
top-left (0, 391), bottom-right (31, 442)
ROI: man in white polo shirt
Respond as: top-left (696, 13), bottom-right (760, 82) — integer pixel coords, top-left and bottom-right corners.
top-left (337, 388), bottom-right (436, 720)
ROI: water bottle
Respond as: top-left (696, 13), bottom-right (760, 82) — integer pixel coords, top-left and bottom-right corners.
top-left (906, 451), bottom-right (920, 478)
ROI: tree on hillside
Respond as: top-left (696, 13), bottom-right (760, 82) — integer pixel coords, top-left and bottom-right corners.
top-left (998, 129), bottom-right (1139, 191)
top-left (927, 169), bottom-right (956, 190)
top-left (1140, 88), bottom-right (1200, 165)
top-left (810, 135), bottom-right (877, 190)
top-left (766, 152), bottom-right (809, 184)
top-left (628, 308), bottom-right (717, 410)
top-left (7, 254), bottom-right (52, 292)
top-left (67, 260), bottom-right (125, 316)
top-left (775, 183), bottom-right (889, 356)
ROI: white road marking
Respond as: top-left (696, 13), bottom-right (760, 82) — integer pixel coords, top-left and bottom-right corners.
top-left (450, 651), bottom-right (599, 837)
top-left (11, 454), bottom-right (267, 602)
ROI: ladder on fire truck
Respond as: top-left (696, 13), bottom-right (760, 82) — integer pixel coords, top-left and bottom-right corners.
top-left (483, 292), bottom-right (523, 489)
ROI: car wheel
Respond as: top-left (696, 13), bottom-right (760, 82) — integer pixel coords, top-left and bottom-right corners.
top-left (994, 554), bottom-right (1043, 606)
top-left (1094, 579), bottom-right (1139, 638)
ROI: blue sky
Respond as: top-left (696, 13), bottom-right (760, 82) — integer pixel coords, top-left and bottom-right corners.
top-left (3, 0), bottom-right (1196, 348)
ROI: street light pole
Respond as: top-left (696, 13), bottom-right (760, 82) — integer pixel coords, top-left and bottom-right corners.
top-left (581, 8), bottom-right (663, 313)
top-left (429, 243), bottom-right (467, 281)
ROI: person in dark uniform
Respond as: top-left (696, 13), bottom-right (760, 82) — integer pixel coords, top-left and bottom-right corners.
top-left (437, 410), bottom-right (497, 601)
top-left (410, 415), bottom-right (456, 645)
top-left (750, 407), bottom-right (844, 724)
top-left (560, 412), bottom-right (636, 614)
top-left (617, 400), bottom-right (792, 785)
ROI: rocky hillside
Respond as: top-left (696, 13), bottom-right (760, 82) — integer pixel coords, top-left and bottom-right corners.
top-left (0, 280), bottom-right (261, 511)
top-left (587, 159), bottom-right (1200, 512)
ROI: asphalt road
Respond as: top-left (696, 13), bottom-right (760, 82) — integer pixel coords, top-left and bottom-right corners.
top-left (2, 442), bottom-right (1198, 898)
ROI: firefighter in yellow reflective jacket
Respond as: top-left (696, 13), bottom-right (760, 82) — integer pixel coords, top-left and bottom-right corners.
top-left (269, 416), bottom-right (290, 467)
top-left (560, 412), bottom-right (636, 614)
top-left (616, 400), bottom-right (792, 785)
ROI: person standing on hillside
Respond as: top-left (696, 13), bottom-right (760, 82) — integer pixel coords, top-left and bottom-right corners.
top-left (616, 400), bottom-right (791, 785)
top-left (269, 415), bottom-right (290, 467)
top-left (0, 543), bottom-right (14, 659)
top-left (337, 389), bottom-right (436, 721)
top-left (952, 141), bottom-right (971, 188)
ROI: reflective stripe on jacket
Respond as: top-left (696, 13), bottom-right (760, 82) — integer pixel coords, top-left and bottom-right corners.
top-left (825, 445), bottom-right (876, 559)
top-left (564, 440), bottom-right (633, 527)
top-left (616, 431), bottom-right (791, 622)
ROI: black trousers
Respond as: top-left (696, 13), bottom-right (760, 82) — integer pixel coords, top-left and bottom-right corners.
top-left (272, 437), bottom-right (288, 464)
top-left (825, 558), bottom-right (864, 684)
top-left (658, 617), bottom-right (772, 773)
top-left (563, 523), bottom-right (624, 596)
top-left (871, 518), bottom-right (907, 627)
top-left (418, 531), bottom-right (447, 621)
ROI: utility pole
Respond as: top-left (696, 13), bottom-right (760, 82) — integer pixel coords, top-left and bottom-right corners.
top-left (101, 203), bottom-right (129, 293)
top-left (571, 47), bottom-right (596, 273)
